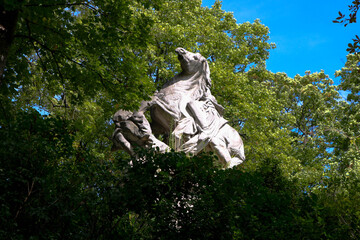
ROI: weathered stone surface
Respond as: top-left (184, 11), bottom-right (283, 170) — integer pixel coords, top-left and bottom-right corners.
top-left (112, 48), bottom-right (245, 168)
top-left (111, 110), bottom-right (169, 155)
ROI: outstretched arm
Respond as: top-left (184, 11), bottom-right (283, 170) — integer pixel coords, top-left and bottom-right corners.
top-left (112, 130), bottom-right (135, 156)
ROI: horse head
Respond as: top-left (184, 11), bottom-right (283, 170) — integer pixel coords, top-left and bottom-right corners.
top-left (175, 47), bottom-right (211, 87)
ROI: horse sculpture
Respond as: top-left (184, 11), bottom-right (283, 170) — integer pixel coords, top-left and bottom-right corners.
top-left (112, 48), bottom-right (245, 168)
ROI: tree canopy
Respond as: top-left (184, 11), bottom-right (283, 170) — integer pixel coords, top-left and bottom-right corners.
top-left (1, 0), bottom-right (360, 239)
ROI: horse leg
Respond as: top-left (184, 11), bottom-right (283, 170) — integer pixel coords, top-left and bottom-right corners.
top-left (209, 137), bottom-right (232, 168)
top-left (211, 125), bottom-right (245, 168)
top-left (223, 125), bottom-right (245, 166)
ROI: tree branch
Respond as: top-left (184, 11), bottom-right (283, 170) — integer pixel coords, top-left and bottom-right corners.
top-left (14, 180), bottom-right (35, 220)
top-left (0, 8), bottom-right (19, 82)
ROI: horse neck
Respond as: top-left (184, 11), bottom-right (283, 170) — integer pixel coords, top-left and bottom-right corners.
top-left (160, 70), bottom-right (206, 100)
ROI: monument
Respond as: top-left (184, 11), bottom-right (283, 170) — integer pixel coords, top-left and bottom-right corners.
top-left (112, 48), bottom-right (245, 168)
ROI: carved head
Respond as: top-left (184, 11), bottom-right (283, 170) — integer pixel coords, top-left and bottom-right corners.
top-left (175, 47), bottom-right (211, 86)
top-left (113, 110), bottom-right (132, 126)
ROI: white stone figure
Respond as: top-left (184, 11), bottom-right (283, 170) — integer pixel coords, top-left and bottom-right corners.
top-left (112, 48), bottom-right (245, 168)
top-left (111, 109), bottom-right (170, 155)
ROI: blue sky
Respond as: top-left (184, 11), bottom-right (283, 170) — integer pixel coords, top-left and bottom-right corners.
top-left (202, 0), bottom-right (358, 84)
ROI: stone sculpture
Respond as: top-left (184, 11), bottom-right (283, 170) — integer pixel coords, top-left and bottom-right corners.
top-left (112, 48), bottom-right (245, 168)
top-left (111, 109), bottom-right (170, 155)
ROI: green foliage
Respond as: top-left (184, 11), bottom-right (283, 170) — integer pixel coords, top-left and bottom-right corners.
top-left (2, 130), bottom-right (359, 239)
top-left (4, 0), bottom-right (155, 107)
top-left (1, 0), bottom-right (360, 238)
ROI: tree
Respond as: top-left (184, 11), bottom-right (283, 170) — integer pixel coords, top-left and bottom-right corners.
top-left (1, 0), bottom-right (156, 116)
top-left (333, 0), bottom-right (360, 54)
top-left (0, 0), bottom-right (160, 164)
top-left (0, 1), bottom-right (18, 78)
